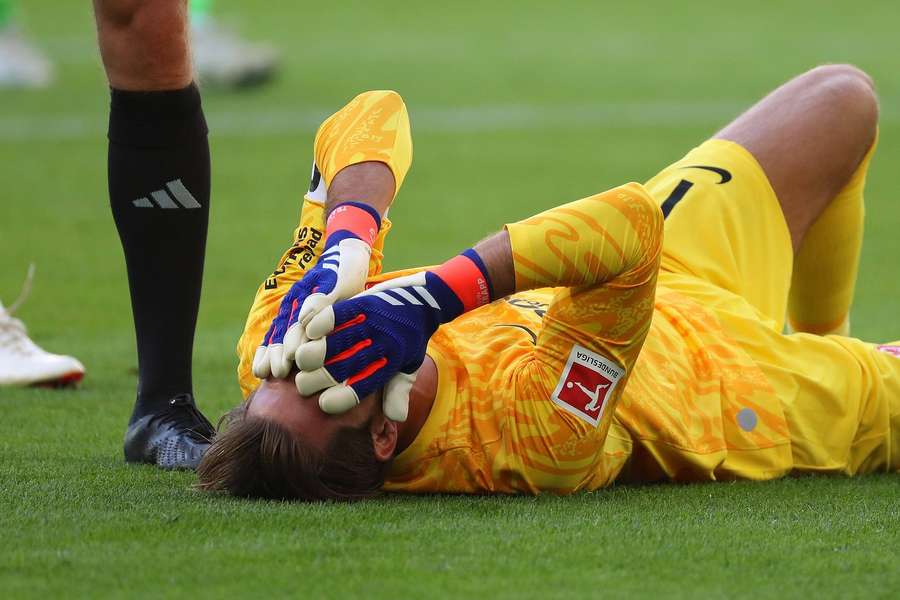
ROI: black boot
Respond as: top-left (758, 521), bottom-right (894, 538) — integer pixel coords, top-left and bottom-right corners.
top-left (124, 394), bottom-right (215, 470)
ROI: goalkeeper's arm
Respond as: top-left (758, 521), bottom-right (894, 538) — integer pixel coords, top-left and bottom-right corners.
top-left (295, 182), bottom-right (664, 420)
top-left (252, 90), bottom-right (413, 378)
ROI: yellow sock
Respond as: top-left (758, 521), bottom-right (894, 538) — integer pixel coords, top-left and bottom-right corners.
top-left (787, 135), bottom-right (877, 336)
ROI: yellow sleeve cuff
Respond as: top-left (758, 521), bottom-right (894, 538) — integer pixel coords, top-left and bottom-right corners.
top-left (313, 90), bottom-right (413, 197)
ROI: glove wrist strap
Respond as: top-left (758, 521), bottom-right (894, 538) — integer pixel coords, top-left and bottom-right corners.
top-left (432, 248), bottom-right (493, 315)
top-left (325, 201), bottom-right (382, 246)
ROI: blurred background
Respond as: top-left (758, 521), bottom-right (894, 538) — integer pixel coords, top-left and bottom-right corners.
top-left (1, 0), bottom-right (898, 409)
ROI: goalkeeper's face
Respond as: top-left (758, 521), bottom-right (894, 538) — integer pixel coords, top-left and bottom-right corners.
top-left (247, 376), bottom-right (398, 458)
top-left (196, 375), bottom-right (397, 501)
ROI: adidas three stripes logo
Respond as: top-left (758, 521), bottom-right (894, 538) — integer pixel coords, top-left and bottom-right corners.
top-left (370, 286), bottom-right (441, 310)
top-left (132, 179), bottom-right (201, 209)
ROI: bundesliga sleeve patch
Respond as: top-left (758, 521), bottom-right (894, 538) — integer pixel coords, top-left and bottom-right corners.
top-left (551, 344), bottom-right (625, 427)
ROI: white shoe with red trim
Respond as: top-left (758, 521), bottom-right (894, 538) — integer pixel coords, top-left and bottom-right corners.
top-left (0, 267), bottom-right (84, 387)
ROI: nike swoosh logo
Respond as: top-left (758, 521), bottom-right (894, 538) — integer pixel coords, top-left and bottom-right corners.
top-left (682, 165), bottom-right (732, 184)
top-left (309, 165), bottom-right (322, 192)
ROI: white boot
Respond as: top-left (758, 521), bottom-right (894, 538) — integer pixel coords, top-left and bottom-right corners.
top-left (0, 267), bottom-right (84, 387)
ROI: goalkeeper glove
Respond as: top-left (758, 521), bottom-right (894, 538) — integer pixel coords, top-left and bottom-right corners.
top-left (294, 249), bottom-right (493, 421)
top-left (252, 202), bottom-right (381, 379)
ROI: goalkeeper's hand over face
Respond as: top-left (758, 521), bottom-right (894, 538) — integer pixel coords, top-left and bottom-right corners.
top-left (252, 202), bottom-right (382, 379)
top-left (295, 249), bottom-right (493, 422)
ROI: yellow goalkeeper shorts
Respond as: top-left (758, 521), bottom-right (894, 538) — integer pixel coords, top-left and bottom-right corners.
top-left (642, 139), bottom-right (900, 475)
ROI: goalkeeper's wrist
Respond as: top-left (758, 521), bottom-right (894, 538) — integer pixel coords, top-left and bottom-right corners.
top-left (324, 201), bottom-right (382, 247)
top-left (430, 248), bottom-right (494, 322)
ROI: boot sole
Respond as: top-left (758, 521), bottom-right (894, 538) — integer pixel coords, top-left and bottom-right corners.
top-left (29, 371), bottom-right (84, 388)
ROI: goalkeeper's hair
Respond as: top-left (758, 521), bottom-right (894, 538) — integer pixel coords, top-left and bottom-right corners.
top-left (195, 397), bottom-right (390, 501)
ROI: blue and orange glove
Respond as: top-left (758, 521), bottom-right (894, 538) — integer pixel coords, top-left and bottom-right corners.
top-left (252, 202), bottom-right (382, 379)
top-left (294, 249), bottom-right (493, 421)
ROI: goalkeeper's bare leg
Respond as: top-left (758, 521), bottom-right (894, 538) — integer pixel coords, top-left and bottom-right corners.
top-left (93, 1), bottom-right (214, 470)
top-left (716, 64), bottom-right (878, 335)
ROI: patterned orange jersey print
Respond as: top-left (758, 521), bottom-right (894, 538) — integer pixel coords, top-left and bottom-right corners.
top-left (610, 284), bottom-right (793, 484)
top-left (385, 184), bottom-right (665, 493)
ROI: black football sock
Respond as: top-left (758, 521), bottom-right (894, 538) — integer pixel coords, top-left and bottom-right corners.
top-left (107, 83), bottom-right (210, 424)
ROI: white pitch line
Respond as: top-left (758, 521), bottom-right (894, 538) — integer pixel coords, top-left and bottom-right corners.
top-left (0, 102), bottom-right (741, 142)
top-left (2, 102), bottom-right (898, 142)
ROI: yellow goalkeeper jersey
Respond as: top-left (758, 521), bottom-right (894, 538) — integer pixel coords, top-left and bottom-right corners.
top-left (382, 283), bottom-right (795, 494)
top-left (238, 184), bottom-right (802, 494)
top-left (381, 139), bottom-right (900, 492)
top-left (237, 91), bottom-right (900, 495)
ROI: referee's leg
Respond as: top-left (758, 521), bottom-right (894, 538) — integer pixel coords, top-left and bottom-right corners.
top-left (93, 1), bottom-right (215, 470)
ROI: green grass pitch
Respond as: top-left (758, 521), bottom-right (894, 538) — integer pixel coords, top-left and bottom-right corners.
top-left (2, 1), bottom-right (899, 597)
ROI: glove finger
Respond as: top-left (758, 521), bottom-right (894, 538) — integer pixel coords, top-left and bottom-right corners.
top-left (282, 322), bottom-right (309, 365)
top-left (383, 370), bottom-right (418, 422)
top-left (268, 344), bottom-right (293, 379)
top-left (306, 305), bottom-right (337, 340)
top-left (299, 354), bottom-right (389, 408)
top-left (295, 337), bottom-right (327, 371)
top-left (340, 355), bottom-right (391, 409)
top-left (308, 299), bottom-right (371, 340)
top-left (297, 314), bottom-right (373, 370)
top-left (296, 292), bottom-right (330, 328)
top-left (318, 384), bottom-right (360, 415)
top-left (253, 298), bottom-right (292, 379)
top-left (251, 346), bottom-right (271, 379)
top-left (295, 367), bottom-right (339, 396)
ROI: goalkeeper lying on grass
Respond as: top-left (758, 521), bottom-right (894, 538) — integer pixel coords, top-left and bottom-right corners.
top-left (198, 66), bottom-right (900, 500)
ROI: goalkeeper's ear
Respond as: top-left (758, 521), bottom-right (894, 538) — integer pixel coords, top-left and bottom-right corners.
top-left (369, 407), bottom-right (399, 462)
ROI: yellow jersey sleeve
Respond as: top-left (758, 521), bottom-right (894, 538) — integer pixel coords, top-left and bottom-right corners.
top-left (236, 90), bottom-right (412, 398)
top-left (313, 90), bottom-right (413, 191)
top-left (505, 182), bottom-right (662, 290)
top-left (387, 184), bottom-right (664, 494)
top-left (236, 200), bottom-right (394, 398)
